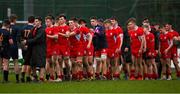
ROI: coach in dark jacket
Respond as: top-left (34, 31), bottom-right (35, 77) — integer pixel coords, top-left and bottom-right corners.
top-left (121, 28), bottom-right (132, 63)
top-left (150, 24), bottom-right (161, 79)
top-left (121, 27), bottom-right (132, 79)
top-left (22, 17), bottom-right (46, 82)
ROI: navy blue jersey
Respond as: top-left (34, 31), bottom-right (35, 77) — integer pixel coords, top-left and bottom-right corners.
top-left (92, 25), bottom-right (108, 51)
top-left (10, 24), bottom-right (21, 45)
top-left (21, 24), bottom-right (34, 40)
top-left (0, 29), bottom-right (11, 47)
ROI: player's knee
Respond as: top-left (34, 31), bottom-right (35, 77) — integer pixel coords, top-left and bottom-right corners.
top-left (64, 56), bottom-right (69, 60)
top-left (111, 62), bottom-right (115, 67)
top-left (3, 62), bottom-right (9, 70)
top-left (83, 62), bottom-right (88, 68)
top-left (89, 62), bottom-right (93, 66)
top-left (49, 63), bottom-right (53, 68)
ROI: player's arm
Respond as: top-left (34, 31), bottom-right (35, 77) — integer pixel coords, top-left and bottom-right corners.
top-left (58, 30), bottom-right (70, 38)
top-left (87, 33), bottom-right (93, 48)
top-left (143, 34), bottom-right (147, 52)
top-left (58, 32), bottom-right (67, 37)
top-left (68, 31), bottom-right (76, 37)
top-left (174, 32), bottom-right (179, 41)
top-left (8, 32), bottom-right (14, 45)
top-left (26, 28), bottom-right (44, 45)
top-left (47, 34), bottom-right (58, 39)
top-left (116, 33), bottom-right (123, 52)
top-left (165, 39), bottom-right (173, 54)
top-left (139, 35), bottom-right (145, 53)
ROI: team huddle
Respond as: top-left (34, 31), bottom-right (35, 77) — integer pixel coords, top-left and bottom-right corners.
top-left (0, 14), bottom-right (180, 83)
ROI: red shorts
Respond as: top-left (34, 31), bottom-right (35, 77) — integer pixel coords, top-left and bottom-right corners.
top-left (58, 45), bottom-right (70, 57)
top-left (107, 48), bottom-right (119, 58)
top-left (51, 44), bottom-right (59, 56)
top-left (146, 50), bottom-right (157, 59)
top-left (160, 50), bottom-right (171, 59)
top-left (70, 45), bottom-right (84, 58)
top-left (171, 47), bottom-right (178, 58)
top-left (46, 48), bottom-right (52, 58)
top-left (131, 48), bottom-right (142, 58)
top-left (94, 49), bottom-right (107, 57)
top-left (84, 45), bottom-right (94, 56)
top-left (116, 47), bottom-right (122, 56)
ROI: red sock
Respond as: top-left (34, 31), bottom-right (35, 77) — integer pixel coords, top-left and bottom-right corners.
top-left (113, 73), bottom-right (119, 78)
top-left (95, 73), bottom-right (100, 78)
top-left (50, 75), bottom-right (54, 80)
top-left (83, 72), bottom-right (88, 78)
top-left (105, 71), bottom-right (110, 79)
top-left (87, 72), bottom-right (93, 78)
top-left (58, 75), bottom-right (63, 79)
top-left (103, 73), bottom-right (107, 78)
top-left (176, 71), bottom-right (180, 77)
top-left (147, 74), bottom-right (150, 79)
top-left (147, 73), bottom-right (151, 79)
top-left (79, 71), bottom-right (83, 80)
top-left (40, 77), bottom-right (44, 82)
top-left (138, 73), bottom-right (142, 78)
top-left (130, 70), bottom-right (135, 78)
top-left (144, 73), bottom-right (148, 79)
top-left (76, 72), bottom-right (79, 80)
top-left (167, 71), bottom-right (171, 76)
top-left (153, 73), bottom-right (158, 79)
top-left (72, 73), bottom-right (77, 80)
top-left (150, 73), bottom-right (155, 79)
top-left (87, 72), bottom-right (90, 78)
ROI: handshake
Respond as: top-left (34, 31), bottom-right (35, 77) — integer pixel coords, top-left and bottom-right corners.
top-left (61, 31), bottom-right (71, 38)
top-left (21, 39), bottom-right (27, 45)
top-left (64, 31), bottom-right (70, 38)
top-left (21, 39), bottom-right (28, 50)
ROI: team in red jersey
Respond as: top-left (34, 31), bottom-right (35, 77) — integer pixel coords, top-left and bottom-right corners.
top-left (165, 23), bottom-right (180, 78)
top-left (143, 25), bottom-right (158, 80)
top-left (68, 18), bottom-right (84, 80)
top-left (45, 16), bottom-right (59, 81)
top-left (127, 18), bottom-right (145, 80)
top-left (104, 19), bottom-right (122, 80)
top-left (40, 16), bottom-right (180, 82)
top-left (79, 19), bottom-right (94, 79)
top-left (159, 25), bottom-right (173, 80)
top-left (111, 18), bottom-right (124, 79)
top-left (53, 15), bottom-right (71, 82)
top-left (43, 16), bottom-right (180, 81)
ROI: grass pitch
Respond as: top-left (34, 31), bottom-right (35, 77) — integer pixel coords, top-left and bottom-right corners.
top-left (0, 74), bottom-right (180, 93)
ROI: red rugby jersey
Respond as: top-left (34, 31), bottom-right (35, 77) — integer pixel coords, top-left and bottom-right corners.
top-left (69, 27), bottom-right (82, 46)
top-left (129, 27), bottom-right (144, 50)
top-left (57, 25), bottom-right (70, 46)
top-left (105, 29), bottom-right (119, 49)
top-left (145, 32), bottom-right (155, 52)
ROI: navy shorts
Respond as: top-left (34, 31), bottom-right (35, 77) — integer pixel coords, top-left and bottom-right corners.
top-left (9, 45), bottom-right (18, 59)
top-left (122, 51), bottom-right (132, 63)
top-left (22, 47), bottom-right (32, 65)
top-left (2, 47), bottom-right (10, 59)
